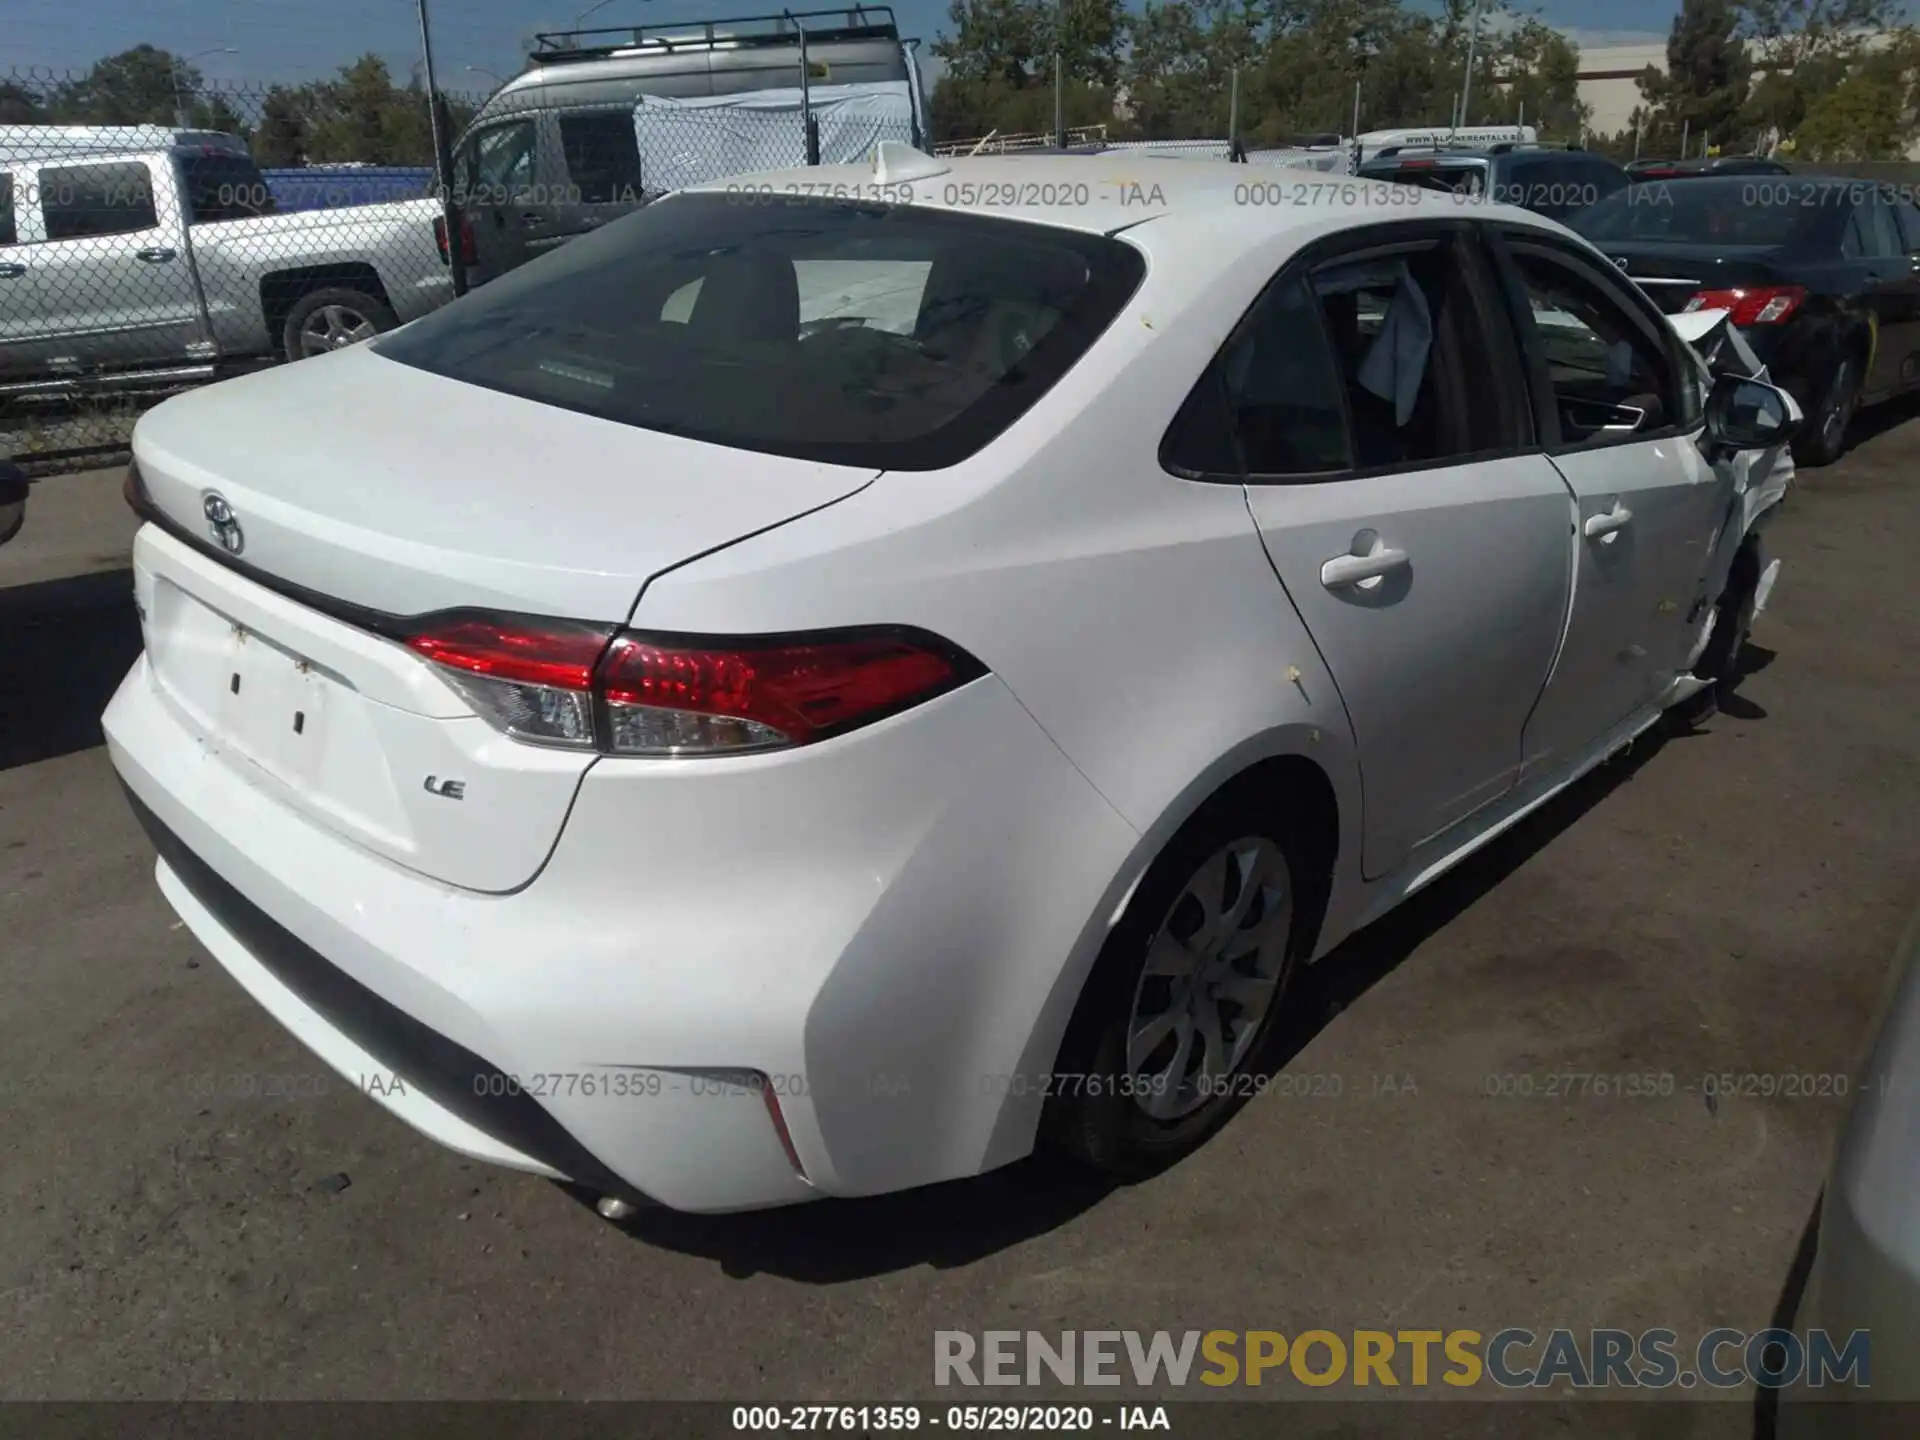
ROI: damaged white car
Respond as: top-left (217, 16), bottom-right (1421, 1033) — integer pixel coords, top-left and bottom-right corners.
top-left (109, 157), bottom-right (1802, 1211)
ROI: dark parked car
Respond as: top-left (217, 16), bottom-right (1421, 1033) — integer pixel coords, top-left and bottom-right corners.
top-left (1573, 173), bottom-right (1920, 465)
top-left (1358, 143), bottom-right (1631, 222)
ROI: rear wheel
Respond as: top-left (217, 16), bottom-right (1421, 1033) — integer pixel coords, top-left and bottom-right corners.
top-left (283, 287), bottom-right (398, 361)
top-left (1794, 353), bottom-right (1862, 467)
top-left (1046, 787), bottom-right (1320, 1176)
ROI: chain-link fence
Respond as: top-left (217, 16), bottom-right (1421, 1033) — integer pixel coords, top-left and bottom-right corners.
top-left (0, 69), bottom-right (480, 470)
top-left (0, 62), bottom-right (915, 472)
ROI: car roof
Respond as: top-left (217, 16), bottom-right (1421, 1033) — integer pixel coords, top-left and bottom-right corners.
top-left (683, 151), bottom-right (1544, 244)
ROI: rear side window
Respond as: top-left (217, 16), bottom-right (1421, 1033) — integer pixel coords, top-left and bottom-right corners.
top-left (39, 162), bottom-right (157, 240)
top-left (459, 121), bottom-right (536, 204)
top-left (558, 113), bottom-right (644, 204)
top-left (0, 175), bottom-right (14, 246)
top-left (1161, 274), bottom-right (1351, 478)
top-left (1859, 197), bottom-right (1904, 259)
top-left (1162, 232), bottom-right (1516, 479)
top-left (180, 153), bottom-right (275, 222)
top-left (376, 193), bottom-right (1145, 470)
top-left (1309, 245), bottom-right (1491, 469)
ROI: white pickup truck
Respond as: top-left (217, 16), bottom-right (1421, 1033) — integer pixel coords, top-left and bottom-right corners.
top-left (0, 125), bottom-right (454, 396)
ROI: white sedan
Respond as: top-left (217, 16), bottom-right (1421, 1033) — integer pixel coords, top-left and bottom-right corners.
top-left (106, 145), bottom-right (1798, 1214)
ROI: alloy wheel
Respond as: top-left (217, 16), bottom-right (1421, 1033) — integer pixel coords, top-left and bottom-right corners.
top-left (1124, 836), bottom-right (1292, 1121)
top-left (300, 305), bottom-right (378, 356)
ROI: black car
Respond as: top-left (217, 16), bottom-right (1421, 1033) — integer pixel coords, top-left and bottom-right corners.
top-left (1573, 173), bottom-right (1920, 464)
top-left (1359, 143), bottom-right (1631, 223)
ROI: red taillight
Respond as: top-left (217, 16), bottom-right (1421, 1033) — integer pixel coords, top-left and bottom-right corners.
top-left (598, 633), bottom-right (965, 755)
top-left (432, 211), bottom-right (477, 266)
top-left (400, 617), bottom-right (980, 757)
top-left (404, 616), bottom-right (614, 748)
top-left (1684, 285), bottom-right (1805, 325)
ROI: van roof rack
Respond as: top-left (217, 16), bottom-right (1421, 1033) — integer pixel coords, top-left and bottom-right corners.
top-left (1371, 142), bottom-right (1484, 159)
top-left (1486, 139), bottom-right (1584, 153)
top-left (531, 7), bottom-right (901, 63)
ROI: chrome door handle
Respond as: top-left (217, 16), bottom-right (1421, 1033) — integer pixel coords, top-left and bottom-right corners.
top-left (1321, 546), bottom-right (1410, 589)
top-left (135, 247), bottom-right (177, 263)
top-left (1584, 502), bottom-right (1634, 540)
top-left (0, 262), bottom-right (24, 279)
top-left (517, 210), bottom-right (543, 227)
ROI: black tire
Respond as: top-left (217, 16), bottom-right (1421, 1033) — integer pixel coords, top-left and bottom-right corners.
top-left (1793, 350), bottom-right (1863, 468)
top-left (1671, 539), bottom-right (1763, 729)
top-left (281, 287), bottom-right (399, 361)
top-left (1044, 782), bottom-right (1323, 1177)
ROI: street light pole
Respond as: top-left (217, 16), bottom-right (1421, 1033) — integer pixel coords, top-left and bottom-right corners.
top-left (173, 46), bottom-right (237, 129)
top-left (574, 0), bottom-right (621, 37)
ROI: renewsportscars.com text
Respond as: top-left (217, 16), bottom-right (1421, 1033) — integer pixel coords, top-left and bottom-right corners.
top-left (933, 1328), bottom-right (1870, 1390)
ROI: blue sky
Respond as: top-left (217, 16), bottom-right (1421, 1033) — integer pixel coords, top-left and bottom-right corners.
top-left (11, 0), bottom-right (1681, 94)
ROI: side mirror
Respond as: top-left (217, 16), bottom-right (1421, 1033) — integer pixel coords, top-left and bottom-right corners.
top-left (0, 461), bottom-right (27, 547)
top-left (1705, 374), bottom-right (1800, 455)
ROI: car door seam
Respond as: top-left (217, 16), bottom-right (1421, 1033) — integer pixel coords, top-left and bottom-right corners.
top-left (1237, 482), bottom-right (1372, 866)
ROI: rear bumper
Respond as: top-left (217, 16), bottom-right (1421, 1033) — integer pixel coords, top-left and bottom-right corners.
top-left (105, 646), bottom-right (1140, 1213)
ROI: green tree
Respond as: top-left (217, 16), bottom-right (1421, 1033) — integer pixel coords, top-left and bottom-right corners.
top-left (1498, 20), bottom-right (1589, 136)
top-left (52, 44), bottom-right (200, 124)
top-left (0, 79), bottom-right (50, 123)
top-left (1121, 0), bottom-right (1261, 139)
top-left (300, 56), bottom-right (438, 165)
top-left (1791, 28), bottom-right (1920, 159)
top-left (1743, 0), bottom-right (1907, 72)
top-left (253, 85), bottom-right (312, 167)
top-left (1638, 0), bottom-right (1751, 153)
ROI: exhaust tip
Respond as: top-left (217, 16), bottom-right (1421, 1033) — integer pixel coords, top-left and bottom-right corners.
top-left (596, 1195), bottom-right (640, 1221)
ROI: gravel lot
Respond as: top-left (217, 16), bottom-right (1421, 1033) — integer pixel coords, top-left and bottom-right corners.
top-left (2, 416), bottom-right (1916, 1418)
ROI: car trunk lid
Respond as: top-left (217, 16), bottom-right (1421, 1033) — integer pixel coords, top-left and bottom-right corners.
top-left (127, 345), bottom-right (878, 893)
top-left (129, 342), bottom-right (879, 621)
top-left (1594, 243), bottom-right (1787, 314)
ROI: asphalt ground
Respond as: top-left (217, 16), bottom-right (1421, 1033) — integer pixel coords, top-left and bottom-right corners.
top-left (1, 414), bottom-right (1916, 1425)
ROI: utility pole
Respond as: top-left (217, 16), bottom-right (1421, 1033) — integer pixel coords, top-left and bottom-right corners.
top-left (1229, 66), bottom-right (1241, 161)
top-left (1054, 54), bottom-right (1066, 149)
top-left (1455, 0), bottom-right (1485, 132)
top-left (799, 19), bottom-right (820, 163)
top-left (415, 0), bottom-right (467, 296)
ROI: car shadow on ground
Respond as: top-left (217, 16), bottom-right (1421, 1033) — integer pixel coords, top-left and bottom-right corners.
top-left (594, 689), bottom-right (1766, 1281)
top-left (1752, 1192), bottom-right (1823, 1440)
top-left (0, 568), bottom-right (141, 772)
top-left (1845, 391), bottom-right (1920, 453)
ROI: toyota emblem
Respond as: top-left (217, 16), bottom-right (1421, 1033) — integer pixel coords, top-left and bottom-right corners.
top-left (202, 493), bottom-right (244, 555)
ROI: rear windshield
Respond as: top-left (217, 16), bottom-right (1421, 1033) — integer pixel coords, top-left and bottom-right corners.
top-left (1573, 182), bottom-right (1820, 247)
top-left (1363, 161), bottom-right (1485, 196)
top-left (180, 153), bottom-right (276, 222)
top-left (376, 193), bottom-right (1146, 470)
